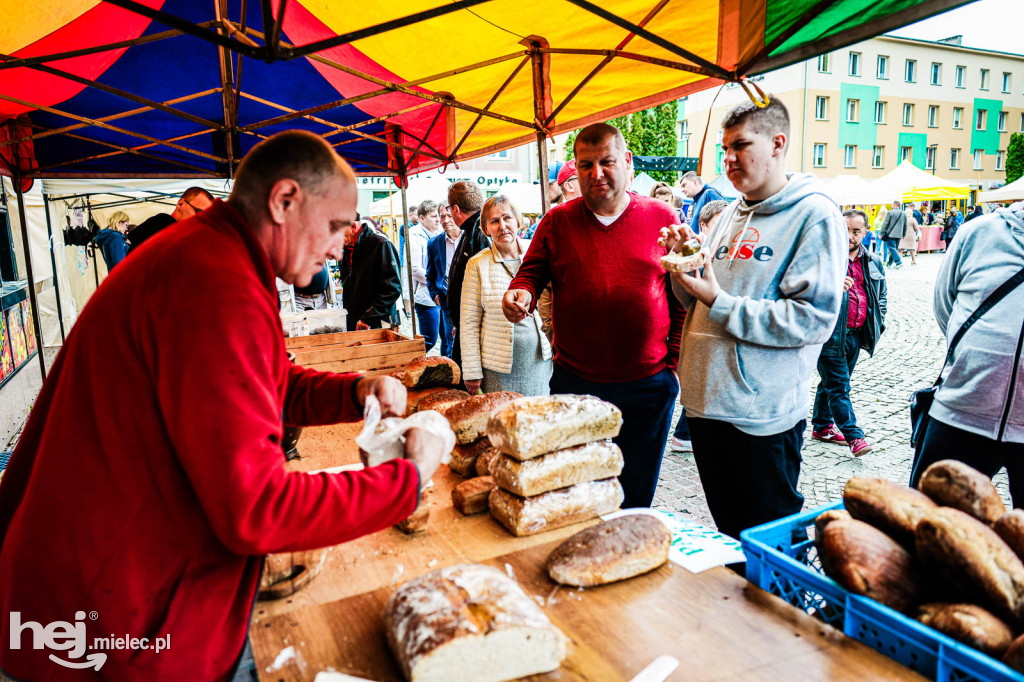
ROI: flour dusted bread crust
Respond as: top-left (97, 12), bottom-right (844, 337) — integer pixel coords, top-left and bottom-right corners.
top-left (444, 392), bottom-right (521, 445)
top-left (403, 356), bottom-right (461, 389)
top-left (452, 477), bottom-right (496, 515)
top-left (416, 390), bottom-right (470, 414)
top-left (546, 515), bottom-right (671, 587)
top-left (488, 478), bottom-right (624, 537)
top-left (448, 438), bottom-right (491, 477)
top-left (843, 477), bottom-right (937, 549)
top-left (384, 564), bottom-right (567, 682)
top-left (919, 460), bottom-right (1006, 525)
top-left (406, 388), bottom-right (454, 416)
top-left (486, 395), bottom-right (622, 460)
top-left (490, 440), bottom-right (624, 497)
top-left (916, 603), bottom-right (1014, 658)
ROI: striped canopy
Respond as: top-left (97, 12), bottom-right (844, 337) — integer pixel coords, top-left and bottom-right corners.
top-left (0, 0), bottom-right (972, 182)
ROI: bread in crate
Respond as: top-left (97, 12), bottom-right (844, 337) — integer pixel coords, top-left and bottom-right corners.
top-left (916, 603), bottom-right (1014, 659)
top-left (488, 478), bottom-right (623, 537)
top-left (842, 477), bottom-right (937, 550)
top-left (490, 440), bottom-right (624, 497)
top-left (918, 459), bottom-right (1006, 525)
top-left (403, 356), bottom-right (461, 389)
top-left (384, 564), bottom-right (567, 682)
top-left (486, 394), bottom-right (622, 460)
top-left (546, 515), bottom-right (672, 587)
top-left (443, 391), bottom-right (521, 445)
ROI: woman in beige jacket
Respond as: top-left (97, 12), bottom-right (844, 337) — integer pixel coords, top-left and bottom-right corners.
top-left (461, 196), bottom-right (552, 396)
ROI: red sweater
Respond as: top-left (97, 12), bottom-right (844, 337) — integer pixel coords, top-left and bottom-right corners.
top-left (511, 194), bottom-right (684, 383)
top-left (0, 201), bottom-right (420, 681)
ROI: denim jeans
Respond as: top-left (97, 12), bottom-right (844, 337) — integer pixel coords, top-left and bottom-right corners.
top-left (437, 301), bottom-right (454, 357)
top-left (883, 236), bottom-right (902, 266)
top-left (414, 303), bottom-right (440, 352)
top-left (811, 329), bottom-right (865, 441)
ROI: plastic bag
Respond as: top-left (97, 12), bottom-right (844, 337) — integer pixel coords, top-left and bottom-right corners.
top-left (355, 396), bottom-right (454, 479)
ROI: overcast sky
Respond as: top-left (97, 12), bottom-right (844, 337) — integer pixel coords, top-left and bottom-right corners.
top-left (887, 0), bottom-right (1020, 54)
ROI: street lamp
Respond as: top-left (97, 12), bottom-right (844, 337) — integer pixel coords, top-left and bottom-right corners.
top-left (927, 143), bottom-right (938, 175)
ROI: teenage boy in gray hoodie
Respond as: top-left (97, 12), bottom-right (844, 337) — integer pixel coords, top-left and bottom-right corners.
top-left (664, 97), bottom-right (846, 540)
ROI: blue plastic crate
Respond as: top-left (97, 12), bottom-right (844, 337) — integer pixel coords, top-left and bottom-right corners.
top-left (741, 502), bottom-right (1024, 682)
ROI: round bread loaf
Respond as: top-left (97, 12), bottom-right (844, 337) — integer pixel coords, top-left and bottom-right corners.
top-left (547, 515), bottom-right (672, 587)
top-left (917, 603), bottom-right (1014, 658)
top-left (405, 387), bottom-right (453, 416)
top-left (918, 460), bottom-right (1005, 525)
top-left (416, 389), bottom-right (470, 414)
top-left (995, 509), bottom-right (1024, 564)
top-left (403, 356), bottom-right (461, 389)
top-left (843, 477), bottom-right (937, 549)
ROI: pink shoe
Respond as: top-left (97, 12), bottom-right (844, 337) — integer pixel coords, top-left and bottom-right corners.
top-left (811, 424), bottom-right (847, 444)
top-left (849, 438), bottom-right (873, 457)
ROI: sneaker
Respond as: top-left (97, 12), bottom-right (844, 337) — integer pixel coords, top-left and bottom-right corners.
top-left (811, 424), bottom-right (847, 444)
top-left (892, 263), bottom-right (904, 270)
top-left (849, 438), bottom-right (873, 457)
top-left (669, 437), bottom-right (693, 452)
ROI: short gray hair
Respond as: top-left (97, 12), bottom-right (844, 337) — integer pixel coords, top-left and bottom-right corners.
top-left (680, 171), bottom-right (701, 185)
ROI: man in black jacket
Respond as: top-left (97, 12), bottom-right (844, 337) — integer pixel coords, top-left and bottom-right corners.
top-left (445, 181), bottom-right (489, 369)
top-left (127, 187), bottom-right (215, 252)
top-left (340, 220), bottom-right (402, 329)
top-left (879, 200), bottom-right (906, 269)
top-left (810, 209), bottom-right (887, 457)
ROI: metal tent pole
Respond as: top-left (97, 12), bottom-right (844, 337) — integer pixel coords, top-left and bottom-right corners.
top-left (41, 193), bottom-right (67, 344)
top-left (530, 44), bottom-right (551, 215)
top-left (9, 160), bottom-right (48, 381)
top-left (400, 180), bottom-right (418, 337)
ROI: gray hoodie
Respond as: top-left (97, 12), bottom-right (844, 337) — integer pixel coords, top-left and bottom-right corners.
top-left (672, 173), bottom-right (846, 436)
top-left (931, 208), bottom-right (1024, 443)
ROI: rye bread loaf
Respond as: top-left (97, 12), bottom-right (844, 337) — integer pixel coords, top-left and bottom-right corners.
top-left (546, 515), bottom-right (672, 587)
top-left (452, 477), bottom-right (496, 515)
top-left (416, 389), bottom-right (470, 415)
top-left (916, 603), bottom-right (1014, 658)
top-left (995, 510), bottom-right (1024, 564)
top-left (915, 507), bottom-right (1024, 624)
top-left (448, 438), bottom-right (491, 477)
top-left (919, 460), bottom-right (1006, 525)
top-left (818, 518), bottom-right (924, 612)
top-left (476, 447), bottom-right (501, 477)
top-left (402, 356), bottom-right (461, 389)
top-left (385, 564), bottom-right (567, 682)
top-left (489, 478), bottom-right (624, 537)
top-left (843, 477), bottom-right (938, 549)
top-left (490, 440), bottom-right (624, 497)
top-left (486, 394), bottom-right (623, 460)
top-left (444, 392), bottom-right (522, 445)
top-left (406, 387), bottom-right (453, 416)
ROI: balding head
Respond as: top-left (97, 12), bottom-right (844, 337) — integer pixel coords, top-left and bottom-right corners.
top-left (573, 122), bottom-right (626, 157)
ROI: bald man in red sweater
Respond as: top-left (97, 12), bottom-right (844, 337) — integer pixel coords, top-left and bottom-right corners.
top-left (504, 123), bottom-right (684, 508)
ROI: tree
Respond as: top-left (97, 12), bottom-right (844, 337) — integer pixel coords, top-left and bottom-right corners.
top-left (1007, 133), bottom-right (1024, 185)
top-left (563, 101), bottom-right (680, 183)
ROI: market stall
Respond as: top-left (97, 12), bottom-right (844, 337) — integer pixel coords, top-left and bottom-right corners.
top-left (979, 177), bottom-right (1024, 204)
top-left (870, 161), bottom-right (972, 253)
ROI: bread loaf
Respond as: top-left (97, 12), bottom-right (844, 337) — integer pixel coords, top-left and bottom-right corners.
top-left (476, 447), bottom-right (500, 477)
top-left (385, 564), bottom-right (567, 682)
top-left (813, 509), bottom-right (852, 557)
top-left (995, 510), bottom-right (1024, 563)
top-left (403, 356), bottom-right (461, 389)
top-left (406, 387), bottom-right (453, 416)
top-left (546, 515), bottom-right (672, 587)
top-left (489, 478), bottom-right (624, 537)
top-left (486, 394), bottom-right (622, 460)
top-left (416, 389), bottom-right (470, 415)
top-left (396, 492), bottom-right (430, 534)
top-left (452, 477), bottom-right (496, 515)
top-left (490, 440), bottom-right (624, 497)
top-left (819, 518), bottom-right (924, 612)
top-left (843, 477), bottom-right (937, 549)
top-left (917, 603), bottom-right (1014, 658)
top-left (444, 392), bottom-right (522, 445)
top-left (448, 438), bottom-right (491, 477)
top-left (915, 507), bottom-right (1024, 623)
top-left (1004, 633), bottom-right (1024, 674)
top-left (919, 460), bottom-right (1005, 525)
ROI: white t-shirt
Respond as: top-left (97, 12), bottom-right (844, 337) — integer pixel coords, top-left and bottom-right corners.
top-left (592, 208), bottom-right (625, 226)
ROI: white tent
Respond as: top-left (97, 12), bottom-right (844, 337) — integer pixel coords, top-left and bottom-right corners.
top-left (490, 182), bottom-right (544, 215)
top-left (706, 173), bottom-right (741, 200)
top-left (870, 160), bottom-right (971, 202)
top-left (824, 174), bottom-right (892, 206)
top-left (979, 176), bottom-right (1024, 203)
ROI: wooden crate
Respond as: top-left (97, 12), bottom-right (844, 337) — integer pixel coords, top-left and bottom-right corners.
top-left (285, 329), bottom-right (425, 375)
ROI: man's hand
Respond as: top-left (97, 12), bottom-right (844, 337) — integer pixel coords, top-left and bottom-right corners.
top-left (658, 223), bottom-right (700, 252)
top-left (672, 251), bottom-right (721, 307)
top-left (355, 320), bottom-right (370, 331)
top-left (464, 379), bottom-right (482, 395)
top-left (843, 276), bottom-right (854, 292)
top-left (403, 426), bottom-right (445, 483)
top-left (356, 376), bottom-right (407, 417)
top-left (502, 289), bottom-right (533, 323)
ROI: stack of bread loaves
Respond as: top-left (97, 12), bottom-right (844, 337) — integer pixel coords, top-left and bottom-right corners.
top-left (484, 394), bottom-right (626, 536)
top-left (815, 460), bottom-right (1024, 671)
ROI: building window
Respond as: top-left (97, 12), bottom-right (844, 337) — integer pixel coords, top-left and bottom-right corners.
top-left (814, 96), bottom-right (828, 120)
top-left (849, 52), bottom-right (861, 76)
top-left (1021, 112), bottom-right (1024, 132)
top-left (955, 65), bottom-right (965, 88)
top-left (876, 55), bottom-right (889, 79)
top-left (902, 103), bottom-right (914, 126)
top-left (996, 150), bottom-right (1005, 170)
top-left (950, 148), bottom-right (960, 169)
top-left (844, 145), bottom-right (856, 167)
top-left (813, 144), bottom-right (826, 167)
top-left (872, 145), bottom-right (884, 168)
top-left (488, 150), bottom-right (511, 160)
top-left (928, 105), bottom-right (939, 127)
top-left (926, 146), bottom-right (936, 170)
top-left (953, 107), bottom-right (963, 129)
top-left (874, 101), bottom-right (886, 124)
top-left (973, 149), bottom-right (984, 170)
top-left (817, 54), bottom-right (830, 73)
top-left (998, 111), bottom-right (1007, 132)
top-left (900, 146), bottom-right (912, 163)
top-left (905, 59), bottom-right (916, 82)
top-left (1003, 72), bottom-right (1012, 93)
top-left (980, 69), bottom-right (989, 90)
top-left (677, 120), bottom-right (689, 138)
top-left (930, 62), bottom-right (941, 85)
top-left (976, 109), bottom-right (987, 131)
top-left (846, 98), bottom-right (859, 123)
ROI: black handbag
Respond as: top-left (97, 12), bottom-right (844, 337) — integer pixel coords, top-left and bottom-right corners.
top-left (910, 265), bottom-right (1024, 447)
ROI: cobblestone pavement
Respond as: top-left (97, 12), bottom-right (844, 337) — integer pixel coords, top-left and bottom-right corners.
top-left (652, 251), bottom-right (1014, 528)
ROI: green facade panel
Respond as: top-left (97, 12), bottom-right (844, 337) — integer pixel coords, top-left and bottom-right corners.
top-left (898, 132), bottom-right (928, 169)
top-left (971, 97), bottom-right (1002, 155)
top-left (837, 83), bottom-right (880, 152)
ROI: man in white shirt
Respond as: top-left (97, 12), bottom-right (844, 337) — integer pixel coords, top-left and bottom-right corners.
top-left (409, 200), bottom-right (444, 351)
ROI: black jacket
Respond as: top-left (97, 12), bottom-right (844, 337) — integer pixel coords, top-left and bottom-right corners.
top-left (340, 226), bottom-right (402, 329)
top-left (880, 209), bottom-right (907, 239)
top-left (822, 248), bottom-right (887, 357)
top-left (127, 213), bottom-right (175, 252)
top-left (446, 212), bottom-right (490, 332)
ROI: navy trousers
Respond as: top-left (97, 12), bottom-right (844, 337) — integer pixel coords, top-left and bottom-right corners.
top-left (437, 300), bottom-right (454, 357)
top-left (414, 303), bottom-right (440, 352)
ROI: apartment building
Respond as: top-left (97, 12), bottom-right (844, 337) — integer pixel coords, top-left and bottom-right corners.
top-left (677, 35), bottom-right (1024, 193)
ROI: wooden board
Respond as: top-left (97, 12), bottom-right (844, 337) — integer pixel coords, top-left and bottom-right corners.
top-left (251, 541), bottom-right (926, 682)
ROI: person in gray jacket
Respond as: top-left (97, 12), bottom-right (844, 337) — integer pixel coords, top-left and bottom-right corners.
top-left (910, 207), bottom-right (1024, 503)
top-left (879, 200), bottom-right (907, 269)
top-left (664, 97), bottom-right (846, 540)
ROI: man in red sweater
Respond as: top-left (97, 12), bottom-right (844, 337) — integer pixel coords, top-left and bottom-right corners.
top-left (503, 123), bottom-right (684, 508)
top-left (0, 131), bottom-right (443, 681)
